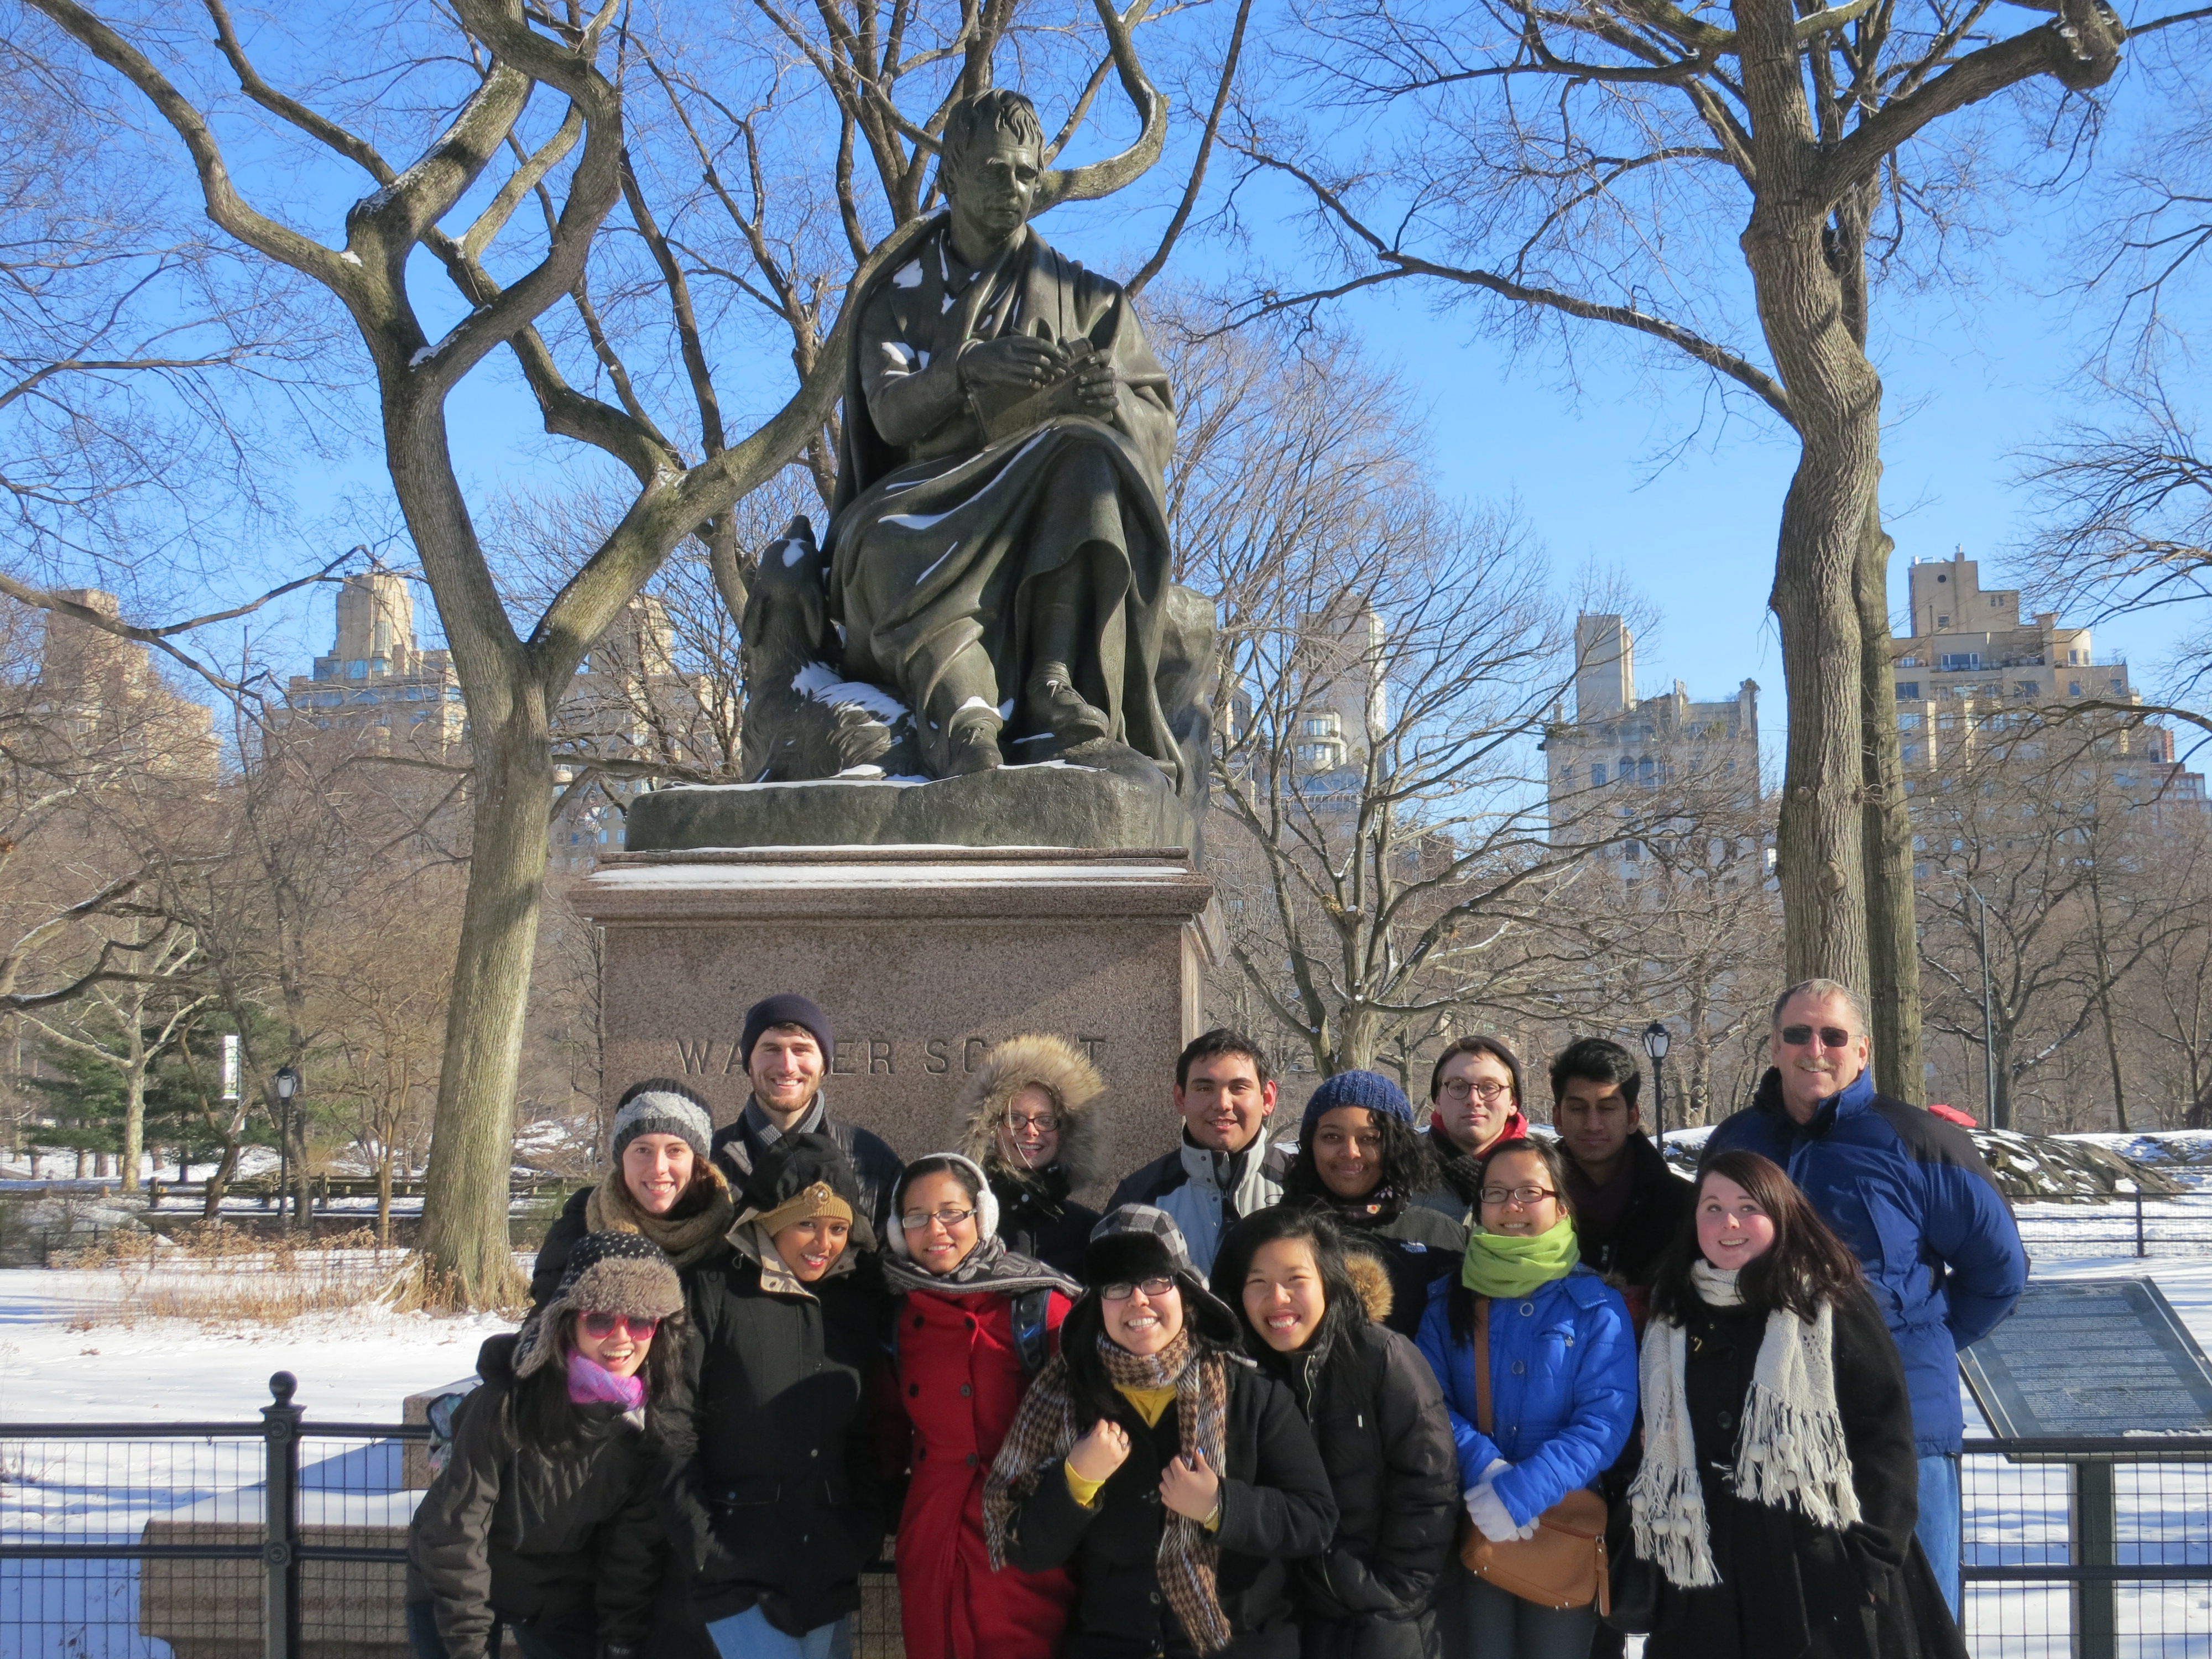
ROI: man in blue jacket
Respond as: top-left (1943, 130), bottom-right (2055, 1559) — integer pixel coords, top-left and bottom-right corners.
top-left (1704, 977), bottom-right (2026, 1614)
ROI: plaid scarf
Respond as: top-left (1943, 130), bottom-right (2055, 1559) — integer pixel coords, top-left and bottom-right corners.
top-left (879, 1233), bottom-right (1079, 1300)
top-left (984, 1328), bottom-right (1235, 1653)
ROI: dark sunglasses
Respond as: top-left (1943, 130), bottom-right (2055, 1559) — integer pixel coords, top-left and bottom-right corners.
top-left (1779, 1024), bottom-right (1854, 1050)
top-left (579, 1312), bottom-right (660, 1340)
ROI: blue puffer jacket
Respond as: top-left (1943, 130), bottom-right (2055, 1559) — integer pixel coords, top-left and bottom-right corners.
top-left (1413, 1265), bottom-right (1636, 1531)
top-left (1704, 1067), bottom-right (2027, 1455)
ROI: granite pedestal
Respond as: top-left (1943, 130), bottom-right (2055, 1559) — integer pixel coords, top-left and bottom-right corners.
top-left (573, 846), bottom-right (1215, 1187)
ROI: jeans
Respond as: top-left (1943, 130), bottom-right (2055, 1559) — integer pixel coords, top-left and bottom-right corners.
top-left (1436, 1560), bottom-right (1599, 1659)
top-left (706, 1606), bottom-right (852, 1659)
top-left (404, 1601), bottom-right (595, 1659)
top-left (1917, 1453), bottom-right (1963, 1618)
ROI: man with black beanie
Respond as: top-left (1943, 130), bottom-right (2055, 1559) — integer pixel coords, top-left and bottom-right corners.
top-left (708, 992), bottom-right (903, 1237)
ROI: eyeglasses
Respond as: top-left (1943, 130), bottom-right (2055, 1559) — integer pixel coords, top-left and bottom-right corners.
top-left (1440, 1079), bottom-right (1513, 1104)
top-left (899, 1205), bottom-right (977, 1232)
top-left (1479, 1185), bottom-right (1557, 1208)
top-left (1779, 1024), bottom-right (1854, 1050)
top-left (1099, 1276), bottom-right (1178, 1301)
top-left (579, 1312), bottom-right (660, 1340)
top-left (1005, 1113), bottom-right (1060, 1133)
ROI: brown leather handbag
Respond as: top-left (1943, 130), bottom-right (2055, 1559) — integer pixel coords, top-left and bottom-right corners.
top-left (1456, 1295), bottom-right (1611, 1614)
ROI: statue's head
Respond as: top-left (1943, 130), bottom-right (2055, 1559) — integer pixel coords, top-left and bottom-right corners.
top-left (939, 90), bottom-right (1046, 239)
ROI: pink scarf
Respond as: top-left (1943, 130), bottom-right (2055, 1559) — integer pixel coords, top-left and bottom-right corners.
top-left (565, 1350), bottom-right (647, 1411)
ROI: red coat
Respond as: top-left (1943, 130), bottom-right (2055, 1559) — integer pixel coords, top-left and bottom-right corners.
top-left (890, 1285), bottom-right (1076, 1659)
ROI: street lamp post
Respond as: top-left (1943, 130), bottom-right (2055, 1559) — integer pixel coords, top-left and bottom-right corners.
top-left (1642, 1021), bottom-right (1672, 1160)
top-left (273, 1066), bottom-right (300, 1228)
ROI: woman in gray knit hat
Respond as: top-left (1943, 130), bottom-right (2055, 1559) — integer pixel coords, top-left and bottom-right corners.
top-left (530, 1079), bottom-right (738, 1307)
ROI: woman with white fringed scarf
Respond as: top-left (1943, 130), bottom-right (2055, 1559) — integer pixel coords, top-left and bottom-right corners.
top-left (1623, 1150), bottom-right (1967, 1659)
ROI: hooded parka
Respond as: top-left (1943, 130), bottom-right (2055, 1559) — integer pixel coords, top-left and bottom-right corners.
top-left (659, 1135), bottom-right (892, 1635)
top-left (404, 1333), bottom-right (664, 1655)
top-left (961, 1033), bottom-right (1113, 1278)
top-left (1228, 1249), bottom-right (1458, 1659)
top-left (1634, 1282), bottom-right (1968, 1659)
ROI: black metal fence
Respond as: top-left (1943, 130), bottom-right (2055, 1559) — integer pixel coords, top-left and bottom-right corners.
top-left (6, 1379), bottom-right (2208, 1658)
top-left (2012, 1190), bottom-right (2212, 1261)
top-left (1962, 1434), bottom-right (2212, 1658)
top-left (0, 1372), bottom-right (901, 1659)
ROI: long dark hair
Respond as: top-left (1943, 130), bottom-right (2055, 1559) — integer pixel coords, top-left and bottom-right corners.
top-left (1648, 1151), bottom-right (1862, 1324)
top-left (1283, 1108), bottom-right (1438, 1211)
top-left (511, 1307), bottom-right (687, 1453)
top-left (1210, 1207), bottom-right (1364, 1366)
top-left (1057, 1274), bottom-right (1244, 1430)
top-left (1446, 1135), bottom-right (1579, 1343)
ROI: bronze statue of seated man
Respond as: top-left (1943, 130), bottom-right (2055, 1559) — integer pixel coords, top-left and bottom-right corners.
top-left (828, 88), bottom-right (1182, 782)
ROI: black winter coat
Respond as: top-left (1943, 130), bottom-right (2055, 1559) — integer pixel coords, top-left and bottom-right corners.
top-left (1569, 1131), bottom-right (1695, 1289)
top-left (403, 1335), bottom-right (663, 1653)
top-left (1001, 1361), bottom-right (1339, 1659)
top-left (992, 1165), bottom-right (1102, 1281)
top-left (1304, 1201), bottom-right (1465, 1340)
top-left (1636, 1284), bottom-right (1968, 1659)
top-left (530, 1187), bottom-right (591, 1308)
top-left (659, 1229), bottom-right (893, 1634)
top-left (1260, 1318), bottom-right (1458, 1659)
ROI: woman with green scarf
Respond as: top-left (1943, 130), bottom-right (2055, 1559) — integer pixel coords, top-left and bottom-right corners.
top-left (1415, 1136), bottom-right (1637, 1659)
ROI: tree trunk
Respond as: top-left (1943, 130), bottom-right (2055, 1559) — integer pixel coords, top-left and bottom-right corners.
top-left (1755, 249), bottom-right (1878, 991)
top-left (418, 707), bottom-right (551, 1307)
top-left (377, 1145), bottom-right (394, 1248)
top-left (1855, 506), bottom-right (1924, 1101)
top-left (121, 1053), bottom-right (148, 1194)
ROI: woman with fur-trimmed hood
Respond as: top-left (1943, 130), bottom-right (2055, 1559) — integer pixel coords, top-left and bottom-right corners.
top-left (1212, 1209), bottom-right (1459, 1659)
top-left (960, 1033), bottom-right (1112, 1279)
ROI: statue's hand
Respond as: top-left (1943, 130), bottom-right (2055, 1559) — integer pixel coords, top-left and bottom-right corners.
top-left (957, 334), bottom-right (1064, 391)
top-left (1070, 360), bottom-right (1119, 416)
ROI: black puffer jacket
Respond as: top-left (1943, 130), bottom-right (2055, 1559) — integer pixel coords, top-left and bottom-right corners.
top-left (659, 1161), bottom-right (892, 1634)
top-left (404, 1335), bottom-right (663, 1654)
top-left (1635, 1282), bottom-right (1968, 1659)
top-left (991, 1165), bottom-right (1103, 1281)
top-left (1001, 1361), bottom-right (1338, 1659)
top-left (1568, 1129), bottom-right (1695, 1289)
top-left (1260, 1282), bottom-right (1458, 1659)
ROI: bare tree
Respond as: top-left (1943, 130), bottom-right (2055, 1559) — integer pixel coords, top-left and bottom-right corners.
top-left (1914, 740), bottom-right (2201, 1129)
top-left (25, 0), bottom-right (1173, 1303)
top-left (1161, 315), bottom-right (1614, 1074)
top-left (1209, 0), bottom-right (2206, 1098)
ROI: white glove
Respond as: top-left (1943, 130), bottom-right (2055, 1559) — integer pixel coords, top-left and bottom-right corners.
top-left (1479, 1458), bottom-right (1510, 1484)
top-left (1465, 1480), bottom-right (1538, 1542)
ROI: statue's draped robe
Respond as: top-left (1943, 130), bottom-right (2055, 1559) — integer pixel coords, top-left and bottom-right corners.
top-left (829, 218), bottom-right (1180, 781)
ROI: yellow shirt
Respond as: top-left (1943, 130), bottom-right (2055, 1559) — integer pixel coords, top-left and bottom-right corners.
top-left (1063, 1385), bottom-right (1219, 1528)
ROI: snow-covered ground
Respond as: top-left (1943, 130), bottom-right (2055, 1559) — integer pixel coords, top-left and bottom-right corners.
top-left (7, 1216), bottom-right (2212, 1656)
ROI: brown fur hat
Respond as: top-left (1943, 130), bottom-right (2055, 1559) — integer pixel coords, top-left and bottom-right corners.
top-left (513, 1230), bottom-right (684, 1376)
top-left (958, 1032), bottom-right (1110, 1188)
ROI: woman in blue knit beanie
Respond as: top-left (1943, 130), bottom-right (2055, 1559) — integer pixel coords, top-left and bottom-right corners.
top-left (1280, 1071), bottom-right (1465, 1337)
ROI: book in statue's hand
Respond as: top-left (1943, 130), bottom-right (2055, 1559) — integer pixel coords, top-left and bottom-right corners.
top-left (974, 338), bottom-right (1105, 444)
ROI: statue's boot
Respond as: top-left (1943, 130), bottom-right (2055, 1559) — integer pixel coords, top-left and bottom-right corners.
top-left (943, 709), bottom-right (1005, 776)
top-left (1025, 661), bottom-right (1111, 744)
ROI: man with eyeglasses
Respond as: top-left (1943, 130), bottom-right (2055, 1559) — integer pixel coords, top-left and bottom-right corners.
top-left (1704, 976), bottom-right (2026, 1616)
top-left (1411, 1035), bottom-right (1530, 1224)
